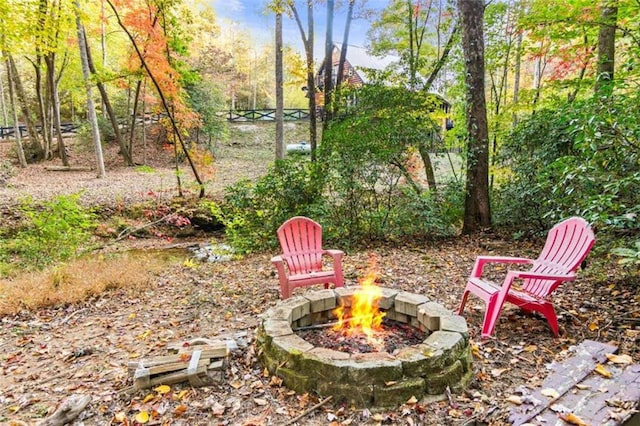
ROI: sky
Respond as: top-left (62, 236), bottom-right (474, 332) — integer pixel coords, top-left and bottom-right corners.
top-left (207, 0), bottom-right (387, 60)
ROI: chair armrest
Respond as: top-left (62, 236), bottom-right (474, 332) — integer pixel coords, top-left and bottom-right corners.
top-left (506, 270), bottom-right (576, 282)
top-left (471, 256), bottom-right (533, 277)
top-left (324, 249), bottom-right (344, 260)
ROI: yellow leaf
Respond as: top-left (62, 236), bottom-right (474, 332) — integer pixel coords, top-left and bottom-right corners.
top-left (588, 322), bottom-right (599, 331)
top-left (605, 353), bottom-right (633, 365)
top-left (262, 367), bottom-right (269, 378)
top-left (183, 258), bottom-right (197, 268)
top-left (506, 395), bottom-right (523, 405)
top-left (135, 410), bottom-right (150, 424)
top-left (154, 384), bottom-right (171, 394)
top-left (524, 345), bottom-right (537, 352)
top-left (559, 412), bottom-right (589, 425)
top-left (129, 352), bottom-right (140, 359)
top-left (142, 393), bottom-right (155, 403)
top-left (406, 395), bottom-right (418, 404)
top-left (128, 313), bottom-right (137, 320)
top-left (176, 389), bottom-right (190, 400)
top-left (594, 363), bottom-right (612, 378)
top-left (541, 388), bottom-right (560, 399)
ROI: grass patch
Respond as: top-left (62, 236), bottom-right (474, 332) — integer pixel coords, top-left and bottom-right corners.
top-left (0, 252), bottom-right (171, 316)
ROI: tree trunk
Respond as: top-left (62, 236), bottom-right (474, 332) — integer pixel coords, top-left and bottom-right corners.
top-left (33, 58), bottom-right (52, 159)
top-left (44, 53), bottom-right (69, 166)
top-left (8, 55), bottom-right (44, 160)
top-left (129, 79), bottom-right (142, 160)
top-left (323, 0), bottom-right (334, 125)
top-left (275, 7), bottom-right (284, 160)
top-left (0, 65), bottom-right (8, 127)
top-left (5, 59), bottom-right (27, 167)
top-left (512, 31), bottom-right (522, 127)
top-left (459, 0), bottom-right (491, 233)
top-left (336, 0), bottom-right (354, 90)
top-left (82, 19), bottom-right (133, 166)
top-left (595, 0), bottom-right (617, 96)
top-left (75, 0), bottom-right (106, 178)
top-left (290, 1), bottom-right (317, 161)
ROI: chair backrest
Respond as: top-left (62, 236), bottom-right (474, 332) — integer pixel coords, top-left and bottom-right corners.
top-left (525, 217), bottom-right (595, 298)
top-left (277, 216), bottom-right (324, 274)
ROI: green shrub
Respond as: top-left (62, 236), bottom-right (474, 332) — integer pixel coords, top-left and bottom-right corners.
top-left (0, 193), bottom-right (97, 270)
top-left (206, 158), bottom-right (325, 253)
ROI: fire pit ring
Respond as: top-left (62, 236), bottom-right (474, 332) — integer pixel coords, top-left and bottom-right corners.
top-left (257, 287), bottom-right (472, 407)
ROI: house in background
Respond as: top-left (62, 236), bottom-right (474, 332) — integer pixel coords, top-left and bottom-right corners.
top-left (315, 44), bottom-right (452, 131)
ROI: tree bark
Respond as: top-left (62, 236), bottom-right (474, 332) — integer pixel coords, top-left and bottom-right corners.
top-left (275, 6), bottom-right (284, 160)
top-left (336, 0), bottom-right (354, 91)
top-left (83, 20), bottom-right (133, 166)
top-left (595, 0), bottom-right (617, 96)
top-left (5, 59), bottom-right (27, 167)
top-left (323, 0), bottom-right (334, 124)
top-left (0, 65), bottom-right (7, 127)
top-left (459, 0), bottom-right (491, 233)
top-left (44, 53), bottom-right (69, 166)
top-left (8, 55), bottom-right (44, 160)
top-left (129, 79), bottom-right (142, 160)
top-left (290, 1), bottom-right (317, 161)
top-left (75, 0), bottom-right (106, 178)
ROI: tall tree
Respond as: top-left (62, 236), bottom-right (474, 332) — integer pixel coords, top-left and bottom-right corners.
top-left (595, 0), bottom-right (618, 95)
top-left (459, 0), bottom-right (491, 233)
top-left (275, 1), bottom-right (285, 160)
top-left (5, 59), bottom-right (27, 167)
top-left (323, 0), bottom-right (334, 124)
top-left (289, 0), bottom-right (318, 161)
top-left (75, 0), bottom-right (106, 178)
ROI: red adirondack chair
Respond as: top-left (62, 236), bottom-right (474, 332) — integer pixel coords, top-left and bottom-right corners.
top-left (271, 216), bottom-right (345, 299)
top-left (458, 217), bottom-right (595, 338)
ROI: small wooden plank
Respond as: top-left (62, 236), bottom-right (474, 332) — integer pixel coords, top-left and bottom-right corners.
top-left (44, 166), bottom-right (93, 172)
top-left (145, 358), bottom-right (210, 376)
top-left (510, 340), bottom-right (618, 425)
top-left (127, 344), bottom-right (228, 371)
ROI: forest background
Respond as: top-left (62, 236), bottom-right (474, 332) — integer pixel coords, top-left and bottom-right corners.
top-left (0, 0), bottom-right (638, 283)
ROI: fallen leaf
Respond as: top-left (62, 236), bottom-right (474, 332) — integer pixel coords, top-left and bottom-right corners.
top-left (175, 389), bottom-right (190, 400)
top-left (594, 364), bottom-right (613, 378)
top-left (575, 384), bottom-right (590, 390)
top-left (406, 395), bottom-right (418, 404)
top-left (211, 402), bottom-right (225, 416)
top-left (541, 388), bottom-right (560, 399)
top-left (253, 398), bottom-right (268, 406)
top-left (588, 322), bottom-right (599, 331)
top-left (135, 410), bottom-right (150, 424)
top-left (491, 368), bottom-right (509, 377)
top-left (605, 353), bottom-right (632, 365)
top-left (559, 412), bottom-right (589, 425)
top-left (173, 404), bottom-right (187, 416)
top-left (154, 384), bottom-right (171, 395)
top-left (113, 412), bottom-right (127, 422)
top-left (524, 345), bottom-right (537, 352)
top-left (506, 395), bottom-right (523, 405)
top-left (385, 381), bottom-right (398, 386)
top-left (142, 393), bottom-right (155, 403)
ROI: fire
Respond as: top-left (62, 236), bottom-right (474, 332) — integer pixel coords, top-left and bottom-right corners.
top-left (332, 255), bottom-right (386, 348)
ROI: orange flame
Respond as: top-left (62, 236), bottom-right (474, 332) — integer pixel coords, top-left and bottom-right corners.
top-left (333, 255), bottom-right (386, 348)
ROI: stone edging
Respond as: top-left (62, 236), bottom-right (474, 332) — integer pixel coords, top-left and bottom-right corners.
top-left (257, 287), bottom-right (473, 407)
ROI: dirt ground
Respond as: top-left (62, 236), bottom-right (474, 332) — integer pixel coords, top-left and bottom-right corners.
top-left (0, 128), bottom-right (638, 425)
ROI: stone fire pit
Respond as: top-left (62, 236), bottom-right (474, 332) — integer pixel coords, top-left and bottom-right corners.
top-left (257, 287), bottom-right (472, 407)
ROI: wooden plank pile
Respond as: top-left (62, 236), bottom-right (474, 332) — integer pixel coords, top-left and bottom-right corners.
top-left (509, 339), bottom-right (640, 426)
top-left (128, 338), bottom-right (230, 390)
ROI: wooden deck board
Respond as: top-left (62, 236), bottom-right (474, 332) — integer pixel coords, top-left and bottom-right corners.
top-left (509, 340), bottom-right (640, 426)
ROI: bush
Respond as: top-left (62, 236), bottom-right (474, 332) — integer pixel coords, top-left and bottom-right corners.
top-left (0, 193), bottom-right (97, 271)
top-left (206, 158), bottom-right (325, 253)
top-left (494, 94), bottom-right (640, 236)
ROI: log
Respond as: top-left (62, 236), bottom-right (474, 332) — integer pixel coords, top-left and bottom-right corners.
top-left (44, 166), bottom-right (93, 172)
top-left (37, 394), bottom-right (91, 426)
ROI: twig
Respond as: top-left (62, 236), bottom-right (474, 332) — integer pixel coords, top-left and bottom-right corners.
top-left (284, 396), bottom-right (332, 426)
top-left (59, 308), bottom-right (86, 325)
top-left (114, 214), bottom-right (173, 242)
